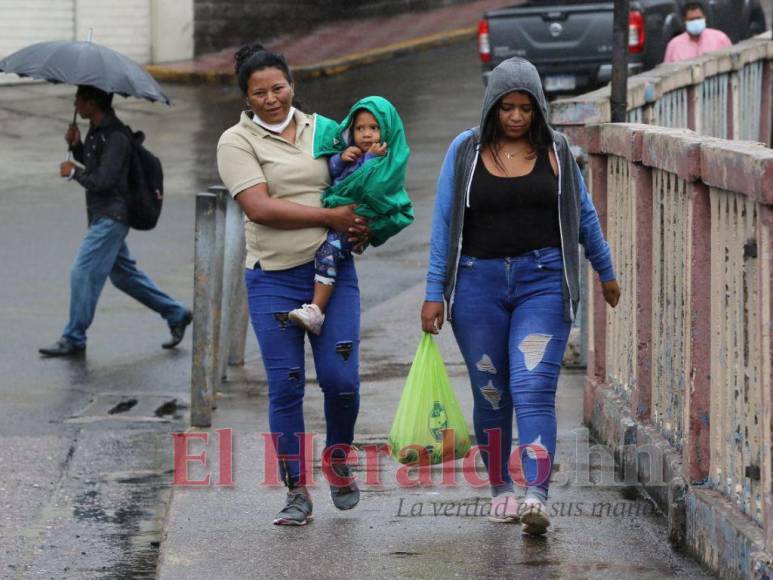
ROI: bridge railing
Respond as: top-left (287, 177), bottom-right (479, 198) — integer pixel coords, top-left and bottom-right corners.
top-left (579, 121), bottom-right (772, 576)
top-left (551, 32), bottom-right (772, 145)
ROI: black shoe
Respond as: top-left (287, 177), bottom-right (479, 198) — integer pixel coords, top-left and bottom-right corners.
top-left (162, 310), bottom-right (192, 349)
top-left (329, 464), bottom-right (360, 511)
top-left (273, 488), bottom-right (313, 526)
top-left (39, 338), bottom-right (86, 357)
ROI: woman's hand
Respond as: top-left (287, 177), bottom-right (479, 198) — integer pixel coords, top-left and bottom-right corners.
top-left (602, 280), bottom-right (621, 307)
top-left (326, 204), bottom-right (370, 244)
top-left (421, 301), bottom-right (445, 334)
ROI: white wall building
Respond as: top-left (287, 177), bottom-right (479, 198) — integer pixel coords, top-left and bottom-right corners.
top-left (0, 0), bottom-right (194, 83)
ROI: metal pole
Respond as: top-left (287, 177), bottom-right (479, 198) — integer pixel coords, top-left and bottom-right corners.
top-left (209, 186), bottom-right (227, 392)
top-left (191, 192), bottom-right (217, 427)
top-left (578, 156), bottom-right (590, 368)
top-left (227, 236), bottom-right (249, 368)
top-left (611, 0), bottom-right (630, 122)
top-left (216, 186), bottom-right (247, 379)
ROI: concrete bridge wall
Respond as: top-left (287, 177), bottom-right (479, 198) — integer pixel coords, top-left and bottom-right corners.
top-left (550, 34), bottom-right (773, 580)
top-left (581, 123), bottom-right (771, 579)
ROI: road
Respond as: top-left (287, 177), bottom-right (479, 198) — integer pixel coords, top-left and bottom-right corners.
top-left (0, 41), bottom-right (485, 578)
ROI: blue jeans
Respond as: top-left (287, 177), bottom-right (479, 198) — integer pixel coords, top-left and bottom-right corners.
top-left (62, 216), bottom-right (188, 346)
top-left (245, 258), bottom-right (360, 487)
top-left (451, 247), bottom-right (571, 502)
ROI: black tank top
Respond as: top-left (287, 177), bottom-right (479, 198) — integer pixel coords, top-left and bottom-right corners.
top-left (461, 147), bottom-right (561, 258)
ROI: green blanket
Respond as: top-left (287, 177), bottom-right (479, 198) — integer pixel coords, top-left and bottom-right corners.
top-left (313, 96), bottom-right (413, 247)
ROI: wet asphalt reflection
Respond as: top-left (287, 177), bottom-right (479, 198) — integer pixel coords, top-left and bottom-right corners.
top-left (0, 41), bottom-right (484, 578)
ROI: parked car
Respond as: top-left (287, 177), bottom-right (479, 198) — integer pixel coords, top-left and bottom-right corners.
top-left (477, 0), bottom-right (768, 93)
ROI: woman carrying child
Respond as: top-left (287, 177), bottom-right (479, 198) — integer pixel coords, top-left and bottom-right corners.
top-left (217, 44), bottom-right (371, 526)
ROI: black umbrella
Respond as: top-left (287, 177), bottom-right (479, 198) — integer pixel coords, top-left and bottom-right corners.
top-left (0, 39), bottom-right (170, 104)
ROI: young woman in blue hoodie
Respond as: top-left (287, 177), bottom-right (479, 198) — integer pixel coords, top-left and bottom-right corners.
top-left (421, 57), bottom-right (620, 535)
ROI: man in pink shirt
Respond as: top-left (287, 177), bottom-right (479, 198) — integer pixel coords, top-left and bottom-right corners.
top-left (664, 2), bottom-right (732, 63)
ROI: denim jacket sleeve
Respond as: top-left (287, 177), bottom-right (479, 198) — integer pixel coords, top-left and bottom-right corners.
top-left (425, 134), bottom-right (463, 302)
top-left (576, 163), bottom-right (616, 282)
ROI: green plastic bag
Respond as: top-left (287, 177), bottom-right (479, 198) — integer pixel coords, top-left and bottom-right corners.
top-left (388, 334), bottom-right (471, 465)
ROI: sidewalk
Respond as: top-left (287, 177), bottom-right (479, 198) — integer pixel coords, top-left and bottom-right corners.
top-left (147, 0), bottom-right (518, 84)
top-left (157, 282), bottom-right (709, 580)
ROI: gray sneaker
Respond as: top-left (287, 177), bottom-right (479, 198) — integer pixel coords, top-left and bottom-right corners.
top-left (520, 499), bottom-right (550, 535)
top-left (273, 488), bottom-right (313, 526)
top-left (329, 464), bottom-right (360, 511)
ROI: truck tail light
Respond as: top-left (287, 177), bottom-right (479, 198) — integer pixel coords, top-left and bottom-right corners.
top-left (478, 19), bottom-right (492, 63)
top-left (628, 11), bottom-right (645, 53)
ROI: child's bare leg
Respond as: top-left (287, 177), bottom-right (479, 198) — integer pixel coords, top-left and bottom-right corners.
top-left (312, 281), bottom-right (334, 313)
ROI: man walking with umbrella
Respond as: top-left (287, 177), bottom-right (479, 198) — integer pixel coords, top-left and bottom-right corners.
top-left (38, 85), bottom-right (191, 357)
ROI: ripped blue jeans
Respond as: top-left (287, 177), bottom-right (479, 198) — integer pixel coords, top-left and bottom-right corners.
top-left (245, 258), bottom-right (360, 487)
top-left (451, 247), bottom-right (571, 502)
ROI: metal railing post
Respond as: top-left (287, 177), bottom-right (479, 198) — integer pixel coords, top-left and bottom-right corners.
top-left (227, 252), bottom-right (249, 367)
top-left (216, 187), bottom-right (248, 378)
top-left (209, 186), bottom-right (227, 390)
top-left (191, 192), bottom-right (219, 427)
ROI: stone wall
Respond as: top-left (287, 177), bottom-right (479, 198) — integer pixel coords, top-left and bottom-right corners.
top-left (193, 0), bottom-right (475, 56)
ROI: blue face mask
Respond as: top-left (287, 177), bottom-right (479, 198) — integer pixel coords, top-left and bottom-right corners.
top-left (686, 18), bottom-right (706, 36)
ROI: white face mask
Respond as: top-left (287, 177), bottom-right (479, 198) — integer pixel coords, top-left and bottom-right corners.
top-left (686, 18), bottom-right (706, 36)
top-left (253, 107), bottom-right (296, 134)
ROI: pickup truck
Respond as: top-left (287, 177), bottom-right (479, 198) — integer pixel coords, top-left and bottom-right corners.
top-left (477, 0), bottom-right (768, 93)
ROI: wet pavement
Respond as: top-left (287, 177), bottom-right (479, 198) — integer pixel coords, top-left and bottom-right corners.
top-left (159, 286), bottom-right (712, 580)
top-left (0, 38), bottom-right (487, 579)
top-left (0, 39), bottom-right (712, 578)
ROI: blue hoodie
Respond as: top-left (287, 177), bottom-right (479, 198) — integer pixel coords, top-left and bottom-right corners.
top-left (425, 57), bottom-right (615, 321)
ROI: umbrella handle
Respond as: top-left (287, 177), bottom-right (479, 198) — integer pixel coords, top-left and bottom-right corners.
top-left (66, 106), bottom-right (77, 159)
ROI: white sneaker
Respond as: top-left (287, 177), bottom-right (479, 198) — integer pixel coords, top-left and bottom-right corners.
top-left (488, 492), bottom-right (520, 523)
top-left (520, 498), bottom-right (550, 536)
top-left (289, 304), bottom-right (325, 335)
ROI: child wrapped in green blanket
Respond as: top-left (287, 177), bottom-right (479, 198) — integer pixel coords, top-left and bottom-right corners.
top-left (289, 96), bottom-right (414, 335)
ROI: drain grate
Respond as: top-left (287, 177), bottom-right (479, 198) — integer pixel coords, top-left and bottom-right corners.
top-left (67, 394), bottom-right (188, 423)
top-left (108, 399), bottom-right (138, 415)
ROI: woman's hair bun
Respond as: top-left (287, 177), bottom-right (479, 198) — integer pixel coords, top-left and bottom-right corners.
top-left (234, 43), bottom-right (265, 75)
top-left (232, 42), bottom-right (293, 94)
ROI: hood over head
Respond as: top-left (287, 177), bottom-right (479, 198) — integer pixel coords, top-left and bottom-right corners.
top-left (480, 57), bottom-right (550, 134)
top-left (339, 95), bottom-right (402, 148)
top-left (313, 96), bottom-right (407, 157)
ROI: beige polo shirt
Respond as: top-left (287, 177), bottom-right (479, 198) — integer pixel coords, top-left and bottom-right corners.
top-left (217, 110), bottom-right (329, 271)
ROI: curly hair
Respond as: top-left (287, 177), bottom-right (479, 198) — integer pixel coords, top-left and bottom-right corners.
top-left (233, 43), bottom-right (293, 95)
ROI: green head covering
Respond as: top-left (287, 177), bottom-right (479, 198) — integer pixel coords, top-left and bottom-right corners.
top-left (313, 96), bottom-right (413, 247)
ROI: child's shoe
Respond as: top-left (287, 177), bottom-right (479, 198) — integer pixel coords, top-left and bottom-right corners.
top-left (289, 304), bottom-right (325, 335)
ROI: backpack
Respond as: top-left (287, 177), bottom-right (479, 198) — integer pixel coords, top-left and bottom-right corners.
top-left (123, 127), bottom-right (164, 230)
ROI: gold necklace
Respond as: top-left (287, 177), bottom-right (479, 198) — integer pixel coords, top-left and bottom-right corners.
top-left (504, 148), bottom-right (536, 160)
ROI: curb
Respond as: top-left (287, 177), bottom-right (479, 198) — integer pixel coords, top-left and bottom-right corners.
top-left (147, 26), bottom-right (476, 85)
